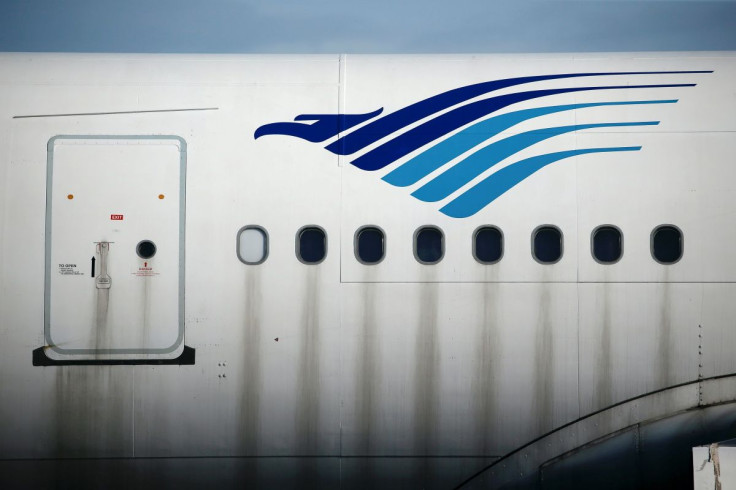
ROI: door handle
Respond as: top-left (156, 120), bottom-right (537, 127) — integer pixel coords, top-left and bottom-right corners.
top-left (95, 242), bottom-right (111, 289)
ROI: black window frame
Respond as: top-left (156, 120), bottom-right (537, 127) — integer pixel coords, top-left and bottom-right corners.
top-left (650, 224), bottom-right (683, 265)
top-left (354, 225), bottom-right (386, 265)
top-left (531, 225), bottom-right (564, 265)
top-left (296, 225), bottom-right (328, 265)
top-left (591, 225), bottom-right (623, 265)
top-left (413, 226), bottom-right (445, 265)
top-left (472, 225), bottom-right (504, 265)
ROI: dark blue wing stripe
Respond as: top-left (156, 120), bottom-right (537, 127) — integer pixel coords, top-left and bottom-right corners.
top-left (412, 121), bottom-right (658, 202)
top-left (324, 71), bottom-right (709, 156)
top-left (349, 84), bottom-right (692, 171)
top-left (383, 99), bottom-right (676, 187)
top-left (440, 147), bottom-right (642, 218)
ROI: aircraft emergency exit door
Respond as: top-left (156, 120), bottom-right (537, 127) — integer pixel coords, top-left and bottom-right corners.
top-left (39, 135), bottom-right (189, 363)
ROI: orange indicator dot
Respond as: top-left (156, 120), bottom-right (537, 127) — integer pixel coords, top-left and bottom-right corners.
top-left (158, 194), bottom-right (165, 200)
top-left (67, 194), bottom-right (74, 200)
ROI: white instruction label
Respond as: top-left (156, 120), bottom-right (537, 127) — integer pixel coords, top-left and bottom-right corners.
top-left (58, 263), bottom-right (84, 276)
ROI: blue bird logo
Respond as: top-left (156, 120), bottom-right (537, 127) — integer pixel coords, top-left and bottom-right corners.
top-left (255, 71), bottom-right (710, 217)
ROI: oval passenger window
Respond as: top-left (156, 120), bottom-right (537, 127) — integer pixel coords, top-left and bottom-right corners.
top-left (474, 226), bottom-right (503, 264)
top-left (237, 226), bottom-right (268, 265)
top-left (415, 227), bottom-right (444, 264)
top-left (533, 226), bottom-right (562, 264)
top-left (298, 227), bottom-right (327, 264)
top-left (652, 225), bottom-right (682, 264)
top-left (356, 227), bottom-right (385, 264)
top-left (592, 226), bottom-right (622, 264)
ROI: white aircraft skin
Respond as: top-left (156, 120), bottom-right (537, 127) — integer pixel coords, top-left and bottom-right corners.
top-left (0, 52), bottom-right (735, 489)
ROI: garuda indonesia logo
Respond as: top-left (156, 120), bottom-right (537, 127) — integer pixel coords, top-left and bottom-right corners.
top-left (255, 71), bottom-right (710, 218)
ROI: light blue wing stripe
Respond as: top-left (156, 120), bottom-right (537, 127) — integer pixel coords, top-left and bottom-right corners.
top-left (440, 147), bottom-right (642, 218)
top-left (382, 100), bottom-right (674, 187)
top-left (412, 121), bottom-right (657, 203)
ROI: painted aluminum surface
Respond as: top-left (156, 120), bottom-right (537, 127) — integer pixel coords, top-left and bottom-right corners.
top-left (0, 52), bottom-right (735, 488)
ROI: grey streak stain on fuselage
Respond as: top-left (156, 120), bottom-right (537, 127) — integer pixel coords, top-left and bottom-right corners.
top-left (598, 280), bottom-right (613, 409)
top-left (140, 273), bottom-right (152, 349)
top-left (54, 366), bottom-right (127, 458)
top-left (534, 281), bottom-right (555, 434)
top-left (238, 267), bottom-right (262, 454)
top-left (296, 266), bottom-right (321, 455)
top-left (657, 271), bottom-right (672, 389)
top-left (94, 290), bottom-right (110, 355)
top-left (413, 275), bottom-right (439, 485)
top-left (473, 277), bottom-right (501, 455)
top-left (355, 270), bottom-right (378, 455)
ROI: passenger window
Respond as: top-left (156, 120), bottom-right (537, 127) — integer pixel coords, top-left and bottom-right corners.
top-left (473, 226), bottom-right (503, 264)
top-left (297, 226), bottom-right (327, 264)
top-left (651, 225), bottom-right (682, 264)
top-left (592, 226), bottom-right (622, 264)
top-left (414, 226), bottom-right (444, 264)
top-left (533, 226), bottom-right (563, 264)
top-left (355, 226), bottom-right (385, 264)
top-left (237, 226), bottom-right (268, 265)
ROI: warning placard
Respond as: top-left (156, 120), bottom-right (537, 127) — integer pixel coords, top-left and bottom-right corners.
top-left (133, 265), bottom-right (160, 277)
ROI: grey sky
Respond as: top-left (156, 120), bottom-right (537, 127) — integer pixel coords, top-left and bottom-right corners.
top-left (1, 0), bottom-right (734, 53)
